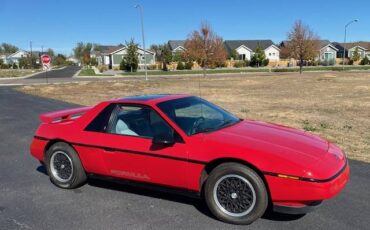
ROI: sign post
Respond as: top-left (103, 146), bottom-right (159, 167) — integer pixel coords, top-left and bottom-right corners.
top-left (41, 54), bottom-right (51, 83)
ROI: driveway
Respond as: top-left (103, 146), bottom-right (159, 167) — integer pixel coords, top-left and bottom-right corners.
top-left (0, 87), bottom-right (369, 230)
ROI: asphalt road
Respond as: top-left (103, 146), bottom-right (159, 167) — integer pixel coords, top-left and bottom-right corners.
top-left (0, 87), bottom-right (369, 230)
top-left (29, 65), bottom-right (81, 79)
top-left (0, 66), bottom-right (83, 86)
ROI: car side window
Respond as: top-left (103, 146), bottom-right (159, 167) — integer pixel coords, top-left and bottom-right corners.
top-left (106, 104), bottom-right (175, 139)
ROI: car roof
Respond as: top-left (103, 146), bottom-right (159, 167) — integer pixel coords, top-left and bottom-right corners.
top-left (110, 94), bottom-right (192, 104)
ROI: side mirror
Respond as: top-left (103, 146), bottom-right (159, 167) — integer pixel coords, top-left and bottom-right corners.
top-left (152, 132), bottom-right (175, 146)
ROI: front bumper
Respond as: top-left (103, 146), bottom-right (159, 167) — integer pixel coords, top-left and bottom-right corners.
top-left (273, 201), bottom-right (322, 215)
top-left (266, 162), bottom-right (349, 211)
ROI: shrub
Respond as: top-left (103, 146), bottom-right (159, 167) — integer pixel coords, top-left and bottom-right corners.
top-left (90, 58), bottom-right (98, 66)
top-left (348, 59), bottom-right (354, 65)
top-left (234, 61), bottom-right (246, 68)
top-left (97, 65), bottom-right (108, 73)
top-left (12, 63), bottom-right (18, 69)
top-left (321, 59), bottom-right (335, 66)
top-left (214, 61), bottom-right (227, 68)
top-left (1, 63), bottom-right (9, 69)
top-left (263, 58), bottom-right (269, 66)
top-left (119, 59), bottom-right (126, 71)
top-left (176, 61), bottom-right (184, 70)
top-left (360, 56), bottom-right (369, 65)
top-left (147, 64), bottom-right (158, 70)
top-left (184, 61), bottom-right (193, 70)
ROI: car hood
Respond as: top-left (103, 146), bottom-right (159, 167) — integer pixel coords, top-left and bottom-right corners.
top-left (202, 120), bottom-right (344, 179)
top-left (219, 120), bottom-right (329, 158)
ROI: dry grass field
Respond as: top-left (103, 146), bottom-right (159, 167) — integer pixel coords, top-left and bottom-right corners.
top-left (18, 71), bottom-right (370, 162)
top-left (0, 69), bottom-right (40, 78)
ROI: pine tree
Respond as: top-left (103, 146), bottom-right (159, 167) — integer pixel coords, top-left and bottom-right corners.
top-left (351, 47), bottom-right (361, 62)
top-left (250, 45), bottom-right (267, 67)
top-left (123, 39), bottom-right (139, 72)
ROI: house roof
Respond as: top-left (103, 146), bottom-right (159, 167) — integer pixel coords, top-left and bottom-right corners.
top-left (280, 40), bottom-right (337, 51)
top-left (317, 40), bottom-right (338, 51)
top-left (317, 40), bottom-right (331, 49)
top-left (168, 40), bottom-right (185, 50)
top-left (97, 45), bottom-right (155, 56)
top-left (333, 42), bottom-right (369, 51)
top-left (224, 40), bottom-right (275, 54)
top-left (100, 45), bottom-right (125, 55)
top-left (7, 50), bottom-right (29, 58)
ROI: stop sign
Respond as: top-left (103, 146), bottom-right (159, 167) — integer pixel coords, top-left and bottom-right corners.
top-left (41, 54), bottom-right (51, 64)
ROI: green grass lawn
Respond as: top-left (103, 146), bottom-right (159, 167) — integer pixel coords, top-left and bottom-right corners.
top-left (78, 68), bottom-right (96, 76)
top-left (78, 68), bottom-right (113, 76)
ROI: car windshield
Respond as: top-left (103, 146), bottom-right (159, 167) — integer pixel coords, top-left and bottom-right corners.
top-left (157, 96), bottom-right (240, 135)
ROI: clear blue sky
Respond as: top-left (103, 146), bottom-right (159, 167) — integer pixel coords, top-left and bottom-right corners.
top-left (1, 0), bottom-right (369, 55)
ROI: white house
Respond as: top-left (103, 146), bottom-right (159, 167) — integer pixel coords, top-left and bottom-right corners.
top-left (0, 50), bottom-right (29, 65)
top-left (168, 40), bottom-right (186, 54)
top-left (96, 45), bottom-right (155, 69)
top-left (348, 46), bottom-right (367, 59)
top-left (317, 40), bottom-right (338, 64)
top-left (224, 40), bottom-right (280, 61)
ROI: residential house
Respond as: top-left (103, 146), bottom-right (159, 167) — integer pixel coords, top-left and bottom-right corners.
top-left (168, 40), bottom-right (186, 54)
top-left (317, 40), bottom-right (338, 64)
top-left (279, 40), bottom-right (337, 64)
top-left (96, 45), bottom-right (156, 69)
top-left (333, 42), bottom-right (369, 59)
top-left (223, 40), bottom-right (280, 61)
top-left (0, 50), bottom-right (29, 65)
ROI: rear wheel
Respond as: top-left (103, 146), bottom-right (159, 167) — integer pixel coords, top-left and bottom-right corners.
top-left (204, 163), bottom-right (268, 225)
top-left (45, 142), bottom-right (87, 189)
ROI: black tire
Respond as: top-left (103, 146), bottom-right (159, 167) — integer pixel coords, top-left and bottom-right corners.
top-left (45, 142), bottom-right (87, 189)
top-left (204, 163), bottom-right (268, 225)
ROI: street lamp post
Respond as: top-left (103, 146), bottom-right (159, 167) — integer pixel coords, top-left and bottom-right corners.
top-left (343, 19), bottom-right (359, 69)
top-left (134, 4), bottom-right (148, 80)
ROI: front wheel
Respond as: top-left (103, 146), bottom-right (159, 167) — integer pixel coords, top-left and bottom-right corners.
top-left (204, 163), bottom-right (268, 225)
top-left (45, 142), bottom-right (87, 189)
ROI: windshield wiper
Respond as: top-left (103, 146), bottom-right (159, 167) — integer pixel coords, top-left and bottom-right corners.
top-left (191, 127), bottom-right (216, 135)
top-left (191, 119), bottom-right (241, 135)
top-left (217, 119), bottom-right (238, 129)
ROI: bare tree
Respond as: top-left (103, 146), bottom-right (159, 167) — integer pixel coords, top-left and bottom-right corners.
top-left (287, 20), bottom-right (320, 74)
top-left (184, 22), bottom-right (227, 76)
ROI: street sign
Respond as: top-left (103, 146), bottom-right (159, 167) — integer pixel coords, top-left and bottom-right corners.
top-left (41, 54), bottom-right (51, 64)
top-left (41, 54), bottom-right (51, 71)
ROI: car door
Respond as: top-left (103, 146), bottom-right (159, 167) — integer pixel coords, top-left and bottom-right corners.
top-left (96, 104), bottom-right (191, 189)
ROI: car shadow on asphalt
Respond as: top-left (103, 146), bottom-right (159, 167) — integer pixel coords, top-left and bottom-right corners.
top-left (36, 164), bottom-right (305, 222)
top-left (36, 165), bottom-right (48, 175)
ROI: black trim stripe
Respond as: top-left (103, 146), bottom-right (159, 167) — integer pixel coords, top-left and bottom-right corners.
top-left (89, 173), bottom-right (201, 198)
top-left (263, 159), bottom-right (348, 183)
top-left (34, 136), bottom-right (207, 165)
top-left (34, 136), bottom-right (49, 141)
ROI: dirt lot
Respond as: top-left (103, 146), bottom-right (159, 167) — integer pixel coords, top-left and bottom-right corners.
top-left (18, 71), bottom-right (370, 162)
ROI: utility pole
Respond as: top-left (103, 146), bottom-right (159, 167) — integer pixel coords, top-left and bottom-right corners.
top-left (135, 4), bottom-right (148, 80)
top-left (30, 41), bottom-right (33, 69)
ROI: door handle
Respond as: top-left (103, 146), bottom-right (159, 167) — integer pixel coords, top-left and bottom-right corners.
top-left (103, 147), bottom-right (115, 152)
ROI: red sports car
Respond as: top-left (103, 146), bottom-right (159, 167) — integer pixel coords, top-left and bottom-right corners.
top-left (30, 94), bottom-right (349, 225)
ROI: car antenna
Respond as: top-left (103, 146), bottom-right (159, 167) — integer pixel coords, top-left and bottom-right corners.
top-left (198, 71), bottom-right (202, 98)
